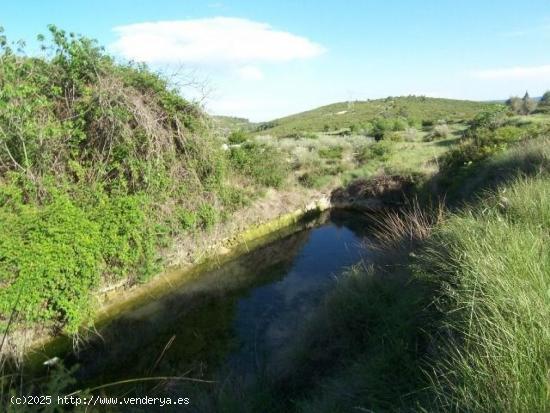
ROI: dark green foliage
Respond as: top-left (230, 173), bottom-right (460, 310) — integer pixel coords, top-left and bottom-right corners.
top-left (255, 121), bottom-right (277, 131)
top-left (282, 131), bottom-right (317, 139)
top-left (421, 119), bottom-right (434, 128)
top-left (370, 117), bottom-right (407, 140)
top-left (536, 91), bottom-right (550, 113)
top-left (91, 194), bottom-right (157, 282)
top-left (0, 194), bottom-right (101, 333)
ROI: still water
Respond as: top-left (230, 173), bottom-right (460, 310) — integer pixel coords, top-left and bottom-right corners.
top-left (63, 210), bottom-right (373, 391)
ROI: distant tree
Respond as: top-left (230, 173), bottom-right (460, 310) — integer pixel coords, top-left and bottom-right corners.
top-left (536, 90), bottom-right (550, 113)
top-left (522, 91), bottom-right (537, 115)
top-left (505, 96), bottom-right (522, 114)
top-left (540, 91), bottom-right (550, 105)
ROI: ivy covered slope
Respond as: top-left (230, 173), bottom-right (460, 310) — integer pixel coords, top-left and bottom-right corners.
top-left (0, 26), bottom-right (287, 335)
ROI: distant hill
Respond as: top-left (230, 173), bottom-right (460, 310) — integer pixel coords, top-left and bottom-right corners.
top-left (212, 115), bottom-right (255, 135)
top-left (253, 96), bottom-right (496, 137)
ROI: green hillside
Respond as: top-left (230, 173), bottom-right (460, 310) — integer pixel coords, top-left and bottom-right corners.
top-left (212, 115), bottom-right (255, 135)
top-left (255, 96), bottom-right (496, 136)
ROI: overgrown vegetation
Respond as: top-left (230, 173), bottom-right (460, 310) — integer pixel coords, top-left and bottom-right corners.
top-left (0, 26), bottom-right (285, 336)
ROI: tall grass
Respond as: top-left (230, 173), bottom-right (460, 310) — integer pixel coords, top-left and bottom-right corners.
top-left (417, 175), bottom-right (550, 412)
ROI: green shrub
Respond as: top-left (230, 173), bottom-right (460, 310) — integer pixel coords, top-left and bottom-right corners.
top-left (386, 131), bottom-right (403, 142)
top-left (92, 194), bottom-right (156, 281)
top-left (424, 124), bottom-right (450, 141)
top-left (370, 141), bottom-right (393, 160)
top-left (0, 194), bottom-right (102, 333)
top-left (177, 208), bottom-right (198, 231)
top-left (229, 143), bottom-right (288, 188)
top-left (227, 129), bottom-right (249, 144)
top-left (371, 118), bottom-right (407, 140)
top-left (421, 119), bottom-right (434, 129)
top-left (318, 146), bottom-right (343, 160)
top-left (467, 106), bottom-right (508, 133)
top-left (197, 203), bottom-right (219, 230)
top-left (392, 117), bottom-right (408, 131)
top-left (441, 117), bottom-right (528, 171)
top-left (0, 27), bottom-right (255, 333)
top-left (494, 125), bottom-right (525, 143)
top-left (355, 141), bottom-right (393, 164)
top-left (218, 186), bottom-right (250, 211)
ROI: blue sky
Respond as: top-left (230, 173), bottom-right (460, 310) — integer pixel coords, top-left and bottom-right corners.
top-left (2, 1), bottom-right (550, 121)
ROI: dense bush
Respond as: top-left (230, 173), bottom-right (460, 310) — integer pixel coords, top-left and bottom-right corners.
top-left (227, 129), bottom-right (249, 144)
top-left (318, 146), bottom-right (343, 160)
top-left (229, 143), bottom-right (289, 188)
top-left (91, 194), bottom-right (156, 282)
top-left (424, 123), bottom-right (450, 141)
top-left (0, 194), bottom-right (101, 333)
top-left (466, 105), bottom-right (508, 133)
top-left (355, 141), bottom-right (393, 164)
top-left (371, 117), bottom-right (408, 140)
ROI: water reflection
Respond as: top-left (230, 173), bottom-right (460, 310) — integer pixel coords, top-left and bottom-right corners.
top-left (66, 210), bottom-right (372, 388)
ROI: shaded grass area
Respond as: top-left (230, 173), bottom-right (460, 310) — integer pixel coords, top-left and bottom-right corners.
top-left (430, 136), bottom-right (550, 205)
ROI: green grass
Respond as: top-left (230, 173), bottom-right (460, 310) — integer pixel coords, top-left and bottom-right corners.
top-left (415, 175), bottom-right (550, 412)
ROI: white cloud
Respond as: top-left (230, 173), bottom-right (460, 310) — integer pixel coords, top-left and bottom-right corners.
top-left (237, 65), bottom-right (264, 80)
top-left (111, 17), bottom-right (325, 65)
top-left (471, 64), bottom-right (550, 80)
